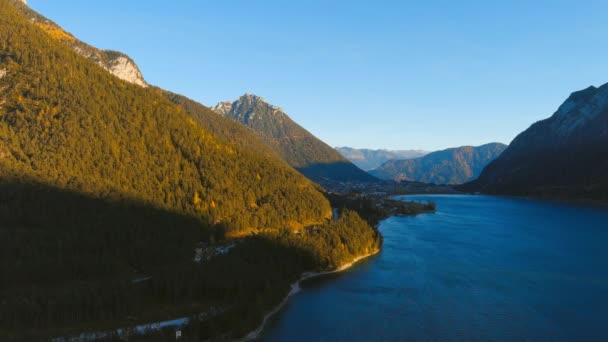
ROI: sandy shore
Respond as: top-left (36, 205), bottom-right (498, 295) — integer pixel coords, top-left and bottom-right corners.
top-left (241, 248), bottom-right (380, 341)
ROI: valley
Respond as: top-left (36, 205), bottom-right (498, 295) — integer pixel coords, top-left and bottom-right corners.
top-left (1, 0), bottom-right (607, 341)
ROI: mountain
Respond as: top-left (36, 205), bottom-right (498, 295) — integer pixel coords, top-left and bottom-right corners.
top-left (370, 143), bottom-right (507, 185)
top-left (336, 146), bottom-right (428, 170)
top-left (0, 2), bottom-right (381, 339)
top-left (213, 94), bottom-right (376, 183)
top-left (465, 84), bottom-right (608, 201)
top-left (0, 6), bottom-right (329, 235)
top-left (11, 0), bottom-right (146, 87)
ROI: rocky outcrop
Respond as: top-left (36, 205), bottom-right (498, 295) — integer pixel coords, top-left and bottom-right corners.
top-left (465, 83), bottom-right (608, 201)
top-left (213, 94), bottom-right (287, 124)
top-left (213, 94), bottom-right (377, 183)
top-left (106, 55), bottom-right (147, 87)
top-left (212, 101), bottom-right (234, 117)
top-left (79, 49), bottom-right (147, 87)
top-left (11, 0), bottom-right (147, 87)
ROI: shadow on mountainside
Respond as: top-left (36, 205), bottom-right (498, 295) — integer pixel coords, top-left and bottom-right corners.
top-left (458, 141), bottom-right (608, 203)
top-left (0, 180), bottom-right (306, 340)
top-left (0, 179), bottom-right (379, 341)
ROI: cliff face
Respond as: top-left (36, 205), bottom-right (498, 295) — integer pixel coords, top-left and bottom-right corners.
top-left (466, 83), bottom-right (608, 201)
top-left (76, 48), bottom-right (147, 87)
top-left (11, 0), bottom-right (147, 87)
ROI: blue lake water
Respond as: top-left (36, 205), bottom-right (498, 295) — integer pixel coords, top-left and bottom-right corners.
top-left (259, 195), bottom-right (608, 341)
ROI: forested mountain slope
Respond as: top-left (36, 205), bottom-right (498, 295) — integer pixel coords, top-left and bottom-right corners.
top-left (0, 4), bottom-right (329, 233)
top-left (162, 90), bottom-right (289, 164)
top-left (0, 2), bottom-right (381, 340)
top-left (9, 0), bottom-right (147, 86)
top-left (213, 94), bottom-right (377, 183)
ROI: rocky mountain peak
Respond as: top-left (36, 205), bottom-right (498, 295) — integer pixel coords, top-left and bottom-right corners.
top-left (212, 101), bottom-right (234, 116)
top-left (552, 83), bottom-right (608, 136)
top-left (242, 93), bottom-right (262, 101)
top-left (237, 93), bottom-right (280, 110)
top-left (466, 81), bottom-right (608, 200)
top-left (211, 94), bottom-right (375, 182)
top-left (213, 93), bottom-right (285, 123)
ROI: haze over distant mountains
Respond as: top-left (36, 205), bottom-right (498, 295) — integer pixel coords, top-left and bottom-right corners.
top-left (466, 83), bottom-right (608, 201)
top-left (213, 94), bottom-right (376, 183)
top-left (336, 147), bottom-right (428, 171)
top-left (371, 143), bottom-right (507, 185)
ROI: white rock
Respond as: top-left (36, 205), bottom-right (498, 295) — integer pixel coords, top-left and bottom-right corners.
top-left (213, 101), bottom-right (234, 116)
top-left (553, 85), bottom-right (608, 136)
top-left (107, 56), bottom-right (147, 88)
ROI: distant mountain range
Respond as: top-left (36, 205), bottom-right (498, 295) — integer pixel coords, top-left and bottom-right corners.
top-left (465, 83), bottom-right (608, 201)
top-left (370, 143), bottom-right (507, 185)
top-left (335, 147), bottom-right (428, 171)
top-left (213, 94), bottom-right (376, 183)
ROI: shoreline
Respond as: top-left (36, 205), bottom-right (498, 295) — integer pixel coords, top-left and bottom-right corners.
top-left (51, 251), bottom-right (380, 342)
top-left (419, 192), bottom-right (608, 208)
top-left (241, 248), bottom-right (380, 341)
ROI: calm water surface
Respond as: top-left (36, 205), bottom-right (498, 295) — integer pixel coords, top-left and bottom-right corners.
top-left (260, 195), bottom-right (608, 341)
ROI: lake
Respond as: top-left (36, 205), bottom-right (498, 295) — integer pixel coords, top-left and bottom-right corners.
top-left (259, 195), bottom-right (608, 341)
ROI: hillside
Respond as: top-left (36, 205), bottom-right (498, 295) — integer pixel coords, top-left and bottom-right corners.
top-left (10, 0), bottom-right (147, 86)
top-left (0, 2), bottom-right (330, 234)
top-left (465, 84), bottom-right (608, 201)
top-left (213, 94), bottom-right (377, 183)
top-left (336, 146), bottom-right (428, 170)
top-left (162, 91), bottom-right (288, 162)
top-left (0, 1), bottom-right (381, 340)
top-left (371, 143), bottom-right (506, 185)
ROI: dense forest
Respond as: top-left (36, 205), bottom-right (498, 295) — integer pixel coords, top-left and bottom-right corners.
top-left (161, 90), bottom-right (290, 168)
top-left (0, 1), bottom-right (381, 340)
top-left (0, 182), bottom-right (380, 340)
top-left (0, 0), bottom-right (330, 234)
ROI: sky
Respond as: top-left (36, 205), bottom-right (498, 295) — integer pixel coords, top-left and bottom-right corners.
top-left (28, 0), bottom-right (608, 151)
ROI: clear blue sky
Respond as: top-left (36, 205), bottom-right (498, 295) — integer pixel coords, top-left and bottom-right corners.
top-left (29, 0), bottom-right (608, 151)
